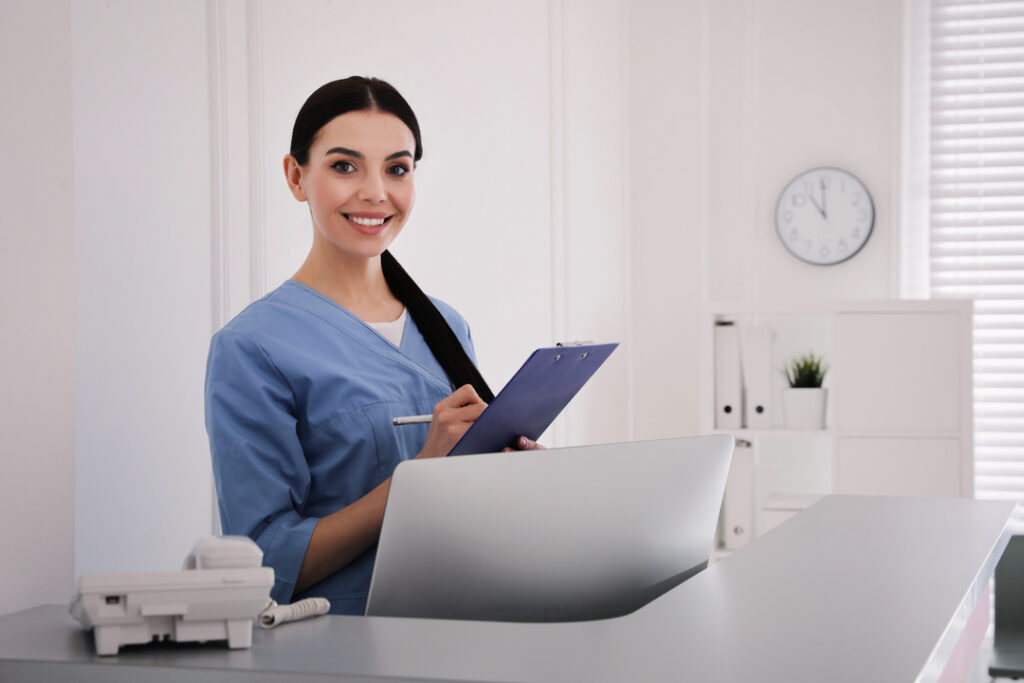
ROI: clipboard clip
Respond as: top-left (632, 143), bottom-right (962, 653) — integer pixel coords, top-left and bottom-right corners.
top-left (555, 341), bottom-right (596, 361)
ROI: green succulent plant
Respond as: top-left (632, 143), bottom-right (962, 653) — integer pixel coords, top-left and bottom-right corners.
top-left (782, 352), bottom-right (828, 388)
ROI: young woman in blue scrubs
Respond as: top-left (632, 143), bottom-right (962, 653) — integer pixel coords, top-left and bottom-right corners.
top-left (204, 77), bottom-right (540, 615)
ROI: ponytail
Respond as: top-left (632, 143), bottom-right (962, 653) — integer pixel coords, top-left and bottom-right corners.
top-left (381, 250), bottom-right (495, 403)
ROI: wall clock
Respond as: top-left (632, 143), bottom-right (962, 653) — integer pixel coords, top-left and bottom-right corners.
top-left (774, 167), bottom-right (874, 266)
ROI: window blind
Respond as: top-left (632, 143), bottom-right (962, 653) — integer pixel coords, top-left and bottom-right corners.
top-left (930, 0), bottom-right (1024, 532)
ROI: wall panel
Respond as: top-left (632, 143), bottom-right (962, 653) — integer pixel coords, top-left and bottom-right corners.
top-left (72, 0), bottom-right (214, 575)
top-left (0, 0), bottom-right (75, 616)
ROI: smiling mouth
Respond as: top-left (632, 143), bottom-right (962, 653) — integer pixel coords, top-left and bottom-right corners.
top-left (344, 214), bottom-right (393, 227)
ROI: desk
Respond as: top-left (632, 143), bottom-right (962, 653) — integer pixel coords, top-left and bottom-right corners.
top-left (0, 496), bottom-right (1014, 682)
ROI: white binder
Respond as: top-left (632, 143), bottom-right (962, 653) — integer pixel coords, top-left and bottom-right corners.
top-left (721, 441), bottom-right (754, 550)
top-left (713, 322), bottom-right (742, 429)
top-left (740, 325), bottom-right (775, 429)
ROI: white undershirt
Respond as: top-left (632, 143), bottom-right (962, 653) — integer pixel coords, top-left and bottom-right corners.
top-left (367, 308), bottom-right (407, 348)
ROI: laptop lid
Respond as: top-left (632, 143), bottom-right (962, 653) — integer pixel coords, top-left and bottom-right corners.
top-left (365, 435), bottom-right (734, 622)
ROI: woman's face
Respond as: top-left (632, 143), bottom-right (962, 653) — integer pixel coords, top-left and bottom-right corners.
top-left (286, 109), bottom-right (416, 262)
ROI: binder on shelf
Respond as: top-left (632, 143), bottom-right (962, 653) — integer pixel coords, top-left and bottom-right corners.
top-left (741, 325), bottom-right (775, 430)
top-left (721, 441), bottom-right (754, 550)
top-left (713, 322), bottom-right (742, 429)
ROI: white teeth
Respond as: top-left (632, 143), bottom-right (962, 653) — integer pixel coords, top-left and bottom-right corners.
top-left (349, 215), bottom-right (387, 227)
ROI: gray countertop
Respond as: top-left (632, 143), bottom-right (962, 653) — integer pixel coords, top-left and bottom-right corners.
top-left (0, 495), bottom-right (1014, 682)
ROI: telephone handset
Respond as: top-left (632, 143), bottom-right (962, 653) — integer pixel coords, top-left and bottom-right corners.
top-left (181, 534), bottom-right (264, 570)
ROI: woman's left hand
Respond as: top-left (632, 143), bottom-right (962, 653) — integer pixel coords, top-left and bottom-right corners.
top-left (503, 436), bottom-right (545, 452)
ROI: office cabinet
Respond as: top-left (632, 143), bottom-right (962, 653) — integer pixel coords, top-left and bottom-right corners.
top-left (832, 312), bottom-right (965, 435)
top-left (701, 300), bottom-right (973, 547)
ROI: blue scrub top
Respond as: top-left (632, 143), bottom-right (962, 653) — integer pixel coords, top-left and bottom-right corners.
top-left (204, 280), bottom-right (477, 615)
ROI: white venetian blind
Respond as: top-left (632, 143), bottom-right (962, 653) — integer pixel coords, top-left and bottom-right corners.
top-left (930, 0), bottom-right (1024, 531)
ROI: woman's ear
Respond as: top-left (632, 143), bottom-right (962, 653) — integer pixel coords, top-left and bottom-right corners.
top-left (283, 155), bottom-right (307, 201)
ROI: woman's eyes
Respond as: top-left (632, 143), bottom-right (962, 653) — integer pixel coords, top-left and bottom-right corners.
top-left (329, 160), bottom-right (410, 177)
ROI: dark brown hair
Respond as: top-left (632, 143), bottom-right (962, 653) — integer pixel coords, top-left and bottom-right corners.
top-left (289, 76), bottom-right (422, 166)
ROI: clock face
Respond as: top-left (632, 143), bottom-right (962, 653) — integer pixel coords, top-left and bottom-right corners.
top-left (774, 167), bottom-right (874, 266)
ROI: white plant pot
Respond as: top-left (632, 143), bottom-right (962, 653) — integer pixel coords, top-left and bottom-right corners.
top-left (782, 388), bottom-right (827, 431)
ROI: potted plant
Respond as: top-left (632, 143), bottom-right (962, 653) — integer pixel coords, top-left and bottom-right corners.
top-left (781, 352), bottom-right (828, 430)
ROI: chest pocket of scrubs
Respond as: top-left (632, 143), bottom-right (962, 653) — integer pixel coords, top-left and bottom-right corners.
top-left (363, 401), bottom-right (433, 480)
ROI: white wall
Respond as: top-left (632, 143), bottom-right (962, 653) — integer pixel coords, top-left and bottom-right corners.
top-left (0, 0), bottom-right (76, 617)
top-left (71, 0), bottom-right (214, 575)
top-left (558, 0), bottom-right (633, 444)
top-left (629, 0), bottom-right (708, 440)
top-left (629, 0), bottom-right (904, 439)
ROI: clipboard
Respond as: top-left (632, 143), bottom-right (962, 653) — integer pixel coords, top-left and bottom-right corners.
top-left (448, 342), bottom-right (619, 456)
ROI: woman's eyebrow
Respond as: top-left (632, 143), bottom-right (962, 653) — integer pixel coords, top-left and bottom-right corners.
top-left (325, 146), bottom-right (361, 158)
top-left (324, 147), bottom-right (411, 161)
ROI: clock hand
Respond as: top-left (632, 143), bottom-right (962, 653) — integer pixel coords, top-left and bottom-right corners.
top-left (808, 193), bottom-right (825, 219)
top-left (820, 178), bottom-right (828, 219)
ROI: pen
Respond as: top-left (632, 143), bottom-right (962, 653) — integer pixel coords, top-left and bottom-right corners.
top-left (392, 414), bottom-right (432, 426)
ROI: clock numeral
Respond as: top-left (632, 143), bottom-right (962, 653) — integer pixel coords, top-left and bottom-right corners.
top-left (821, 175), bottom-right (832, 188)
top-left (850, 193), bottom-right (861, 205)
top-left (838, 239), bottom-right (849, 254)
top-left (858, 210), bottom-right (868, 222)
top-left (852, 228), bottom-right (861, 239)
top-left (789, 228), bottom-right (799, 242)
top-left (804, 239), bottom-right (813, 253)
top-left (784, 210), bottom-right (794, 223)
top-left (819, 246), bottom-right (830, 260)
top-left (792, 194), bottom-right (806, 207)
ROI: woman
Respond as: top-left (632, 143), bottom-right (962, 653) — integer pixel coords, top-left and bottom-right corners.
top-left (204, 76), bottom-right (539, 615)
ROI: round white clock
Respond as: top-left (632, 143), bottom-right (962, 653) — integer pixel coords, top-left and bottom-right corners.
top-left (774, 167), bottom-right (874, 266)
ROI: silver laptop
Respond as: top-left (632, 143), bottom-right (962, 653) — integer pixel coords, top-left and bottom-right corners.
top-left (365, 435), bottom-right (734, 622)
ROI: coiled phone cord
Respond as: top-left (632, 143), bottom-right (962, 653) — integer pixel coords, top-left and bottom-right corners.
top-left (258, 597), bottom-right (331, 629)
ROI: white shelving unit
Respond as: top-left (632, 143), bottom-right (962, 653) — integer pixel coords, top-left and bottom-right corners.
top-left (702, 300), bottom-right (974, 551)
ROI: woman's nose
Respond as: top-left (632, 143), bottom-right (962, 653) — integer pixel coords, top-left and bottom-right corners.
top-left (357, 173), bottom-right (387, 203)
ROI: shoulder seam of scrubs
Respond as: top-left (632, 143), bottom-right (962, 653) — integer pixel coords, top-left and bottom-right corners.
top-left (223, 327), bottom-right (300, 410)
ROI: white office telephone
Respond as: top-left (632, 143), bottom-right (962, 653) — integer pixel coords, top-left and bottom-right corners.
top-left (69, 535), bottom-right (274, 656)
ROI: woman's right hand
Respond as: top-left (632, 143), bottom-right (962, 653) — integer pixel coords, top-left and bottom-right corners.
top-left (415, 384), bottom-right (488, 459)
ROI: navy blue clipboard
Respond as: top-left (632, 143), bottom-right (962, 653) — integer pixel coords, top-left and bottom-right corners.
top-left (447, 342), bottom-right (619, 456)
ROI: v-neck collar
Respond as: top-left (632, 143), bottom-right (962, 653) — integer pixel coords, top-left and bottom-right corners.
top-left (277, 280), bottom-right (451, 392)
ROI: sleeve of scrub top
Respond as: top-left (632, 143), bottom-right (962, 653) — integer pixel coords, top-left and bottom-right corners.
top-left (204, 328), bottom-right (315, 605)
